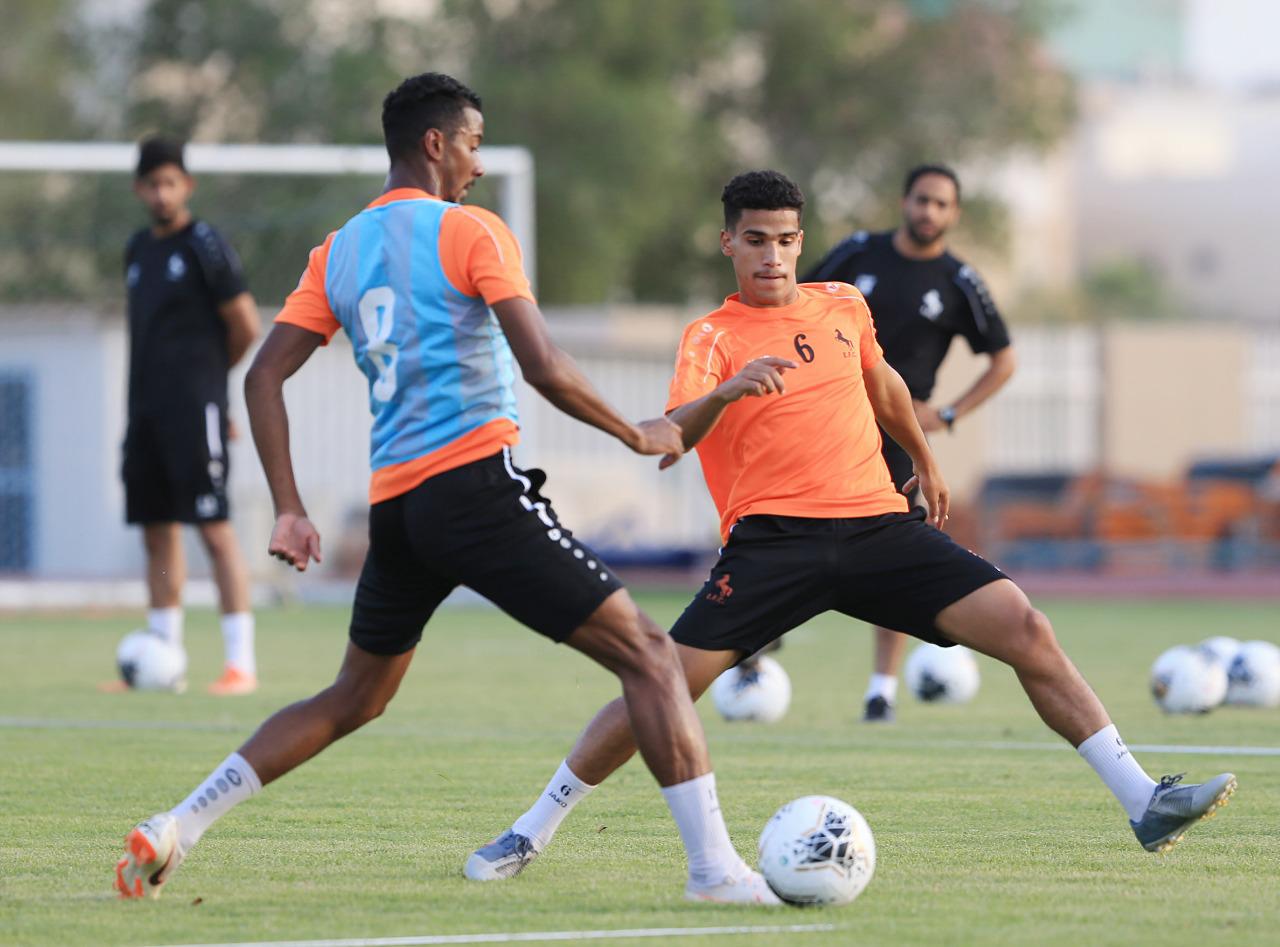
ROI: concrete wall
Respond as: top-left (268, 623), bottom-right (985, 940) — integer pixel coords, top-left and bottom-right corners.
top-left (1102, 324), bottom-right (1249, 478)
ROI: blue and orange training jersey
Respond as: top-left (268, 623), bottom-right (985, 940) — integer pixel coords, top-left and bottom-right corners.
top-left (276, 188), bottom-right (535, 503)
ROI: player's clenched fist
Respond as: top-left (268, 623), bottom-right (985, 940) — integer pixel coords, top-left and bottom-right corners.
top-left (630, 416), bottom-right (685, 458)
top-left (268, 512), bottom-right (323, 572)
top-left (717, 356), bottom-right (798, 402)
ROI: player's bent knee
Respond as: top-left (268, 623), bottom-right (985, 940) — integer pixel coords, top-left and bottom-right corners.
top-left (1014, 608), bottom-right (1059, 666)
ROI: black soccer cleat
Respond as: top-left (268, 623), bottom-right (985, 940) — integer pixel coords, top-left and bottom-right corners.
top-left (861, 695), bottom-right (895, 724)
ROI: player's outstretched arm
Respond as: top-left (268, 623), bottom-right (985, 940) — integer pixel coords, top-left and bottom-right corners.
top-left (244, 324), bottom-right (325, 571)
top-left (491, 297), bottom-right (683, 460)
top-left (864, 358), bottom-right (950, 528)
top-left (664, 356), bottom-right (798, 463)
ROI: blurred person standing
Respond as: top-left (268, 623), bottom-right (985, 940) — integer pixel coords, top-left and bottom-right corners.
top-left (802, 163), bottom-right (1016, 723)
top-left (120, 136), bottom-right (263, 695)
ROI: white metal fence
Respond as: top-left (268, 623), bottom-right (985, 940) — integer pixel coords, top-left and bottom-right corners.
top-left (3, 309), bottom-right (1279, 579)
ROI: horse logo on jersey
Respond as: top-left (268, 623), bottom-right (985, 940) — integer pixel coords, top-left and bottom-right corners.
top-left (919, 289), bottom-right (943, 320)
top-left (706, 573), bottom-right (734, 605)
top-left (166, 252), bottom-right (186, 281)
top-left (854, 274), bottom-right (877, 296)
top-left (834, 328), bottom-right (856, 357)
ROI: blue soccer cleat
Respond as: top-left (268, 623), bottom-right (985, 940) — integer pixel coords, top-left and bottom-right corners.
top-left (1131, 773), bottom-right (1237, 854)
top-left (464, 829), bottom-right (539, 881)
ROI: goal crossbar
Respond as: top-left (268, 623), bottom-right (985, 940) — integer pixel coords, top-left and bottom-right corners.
top-left (0, 140), bottom-right (536, 284)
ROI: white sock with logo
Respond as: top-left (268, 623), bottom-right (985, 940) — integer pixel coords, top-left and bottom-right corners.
top-left (661, 771), bottom-right (742, 887)
top-left (169, 752), bottom-right (262, 856)
top-left (1077, 724), bottom-right (1158, 821)
top-left (220, 612), bottom-right (256, 675)
top-left (864, 673), bottom-right (898, 703)
top-left (512, 760), bottom-right (595, 851)
top-left (147, 607), bottom-right (184, 648)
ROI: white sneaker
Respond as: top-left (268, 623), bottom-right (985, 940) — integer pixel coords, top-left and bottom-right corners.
top-left (114, 813), bottom-right (183, 899)
top-left (685, 864), bottom-right (783, 905)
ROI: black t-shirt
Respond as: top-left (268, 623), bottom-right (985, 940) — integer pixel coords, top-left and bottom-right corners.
top-left (802, 230), bottom-right (1010, 402)
top-left (124, 220), bottom-right (246, 418)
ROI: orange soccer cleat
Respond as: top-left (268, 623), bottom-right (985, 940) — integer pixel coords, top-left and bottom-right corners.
top-left (206, 665), bottom-right (258, 696)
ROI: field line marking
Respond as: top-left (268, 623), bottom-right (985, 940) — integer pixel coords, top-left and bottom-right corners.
top-left (5, 716), bottom-right (1280, 757)
top-left (146, 924), bottom-right (838, 947)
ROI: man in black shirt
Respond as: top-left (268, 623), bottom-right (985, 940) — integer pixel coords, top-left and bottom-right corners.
top-left (121, 137), bottom-right (263, 695)
top-left (803, 164), bottom-right (1016, 722)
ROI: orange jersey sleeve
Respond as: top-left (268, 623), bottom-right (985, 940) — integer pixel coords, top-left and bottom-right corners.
top-left (666, 319), bottom-right (733, 413)
top-left (440, 206), bottom-right (535, 306)
top-left (275, 231), bottom-right (341, 343)
top-left (853, 292), bottom-right (885, 371)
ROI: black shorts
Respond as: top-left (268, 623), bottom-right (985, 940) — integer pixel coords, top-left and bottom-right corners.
top-left (349, 448), bottom-right (624, 655)
top-left (669, 510), bottom-right (1005, 657)
top-left (123, 403), bottom-right (229, 524)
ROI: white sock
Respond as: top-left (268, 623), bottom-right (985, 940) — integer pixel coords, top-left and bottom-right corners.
top-left (169, 752), bottom-right (262, 855)
top-left (220, 612), bottom-right (256, 675)
top-left (865, 673), bottom-right (898, 703)
top-left (148, 607), bottom-right (184, 648)
top-left (511, 760), bottom-right (596, 851)
top-left (1077, 724), bottom-right (1158, 821)
top-left (661, 772), bottom-right (741, 886)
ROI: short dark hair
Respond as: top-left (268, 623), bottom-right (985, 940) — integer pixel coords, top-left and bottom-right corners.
top-left (381, 72), bottom-right (482, 162)
top-left (721, 170), bottom-right (805, 230)
top-left (136, 136), bottom-right (186, 178)
top-left (903, 163), bottom-right (961, 201)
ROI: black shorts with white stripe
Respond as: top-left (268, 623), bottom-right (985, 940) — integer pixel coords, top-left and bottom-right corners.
top-left (349, 447), bottom-right (624, 655)
top-left (122, 402), bottom-right (230, 524)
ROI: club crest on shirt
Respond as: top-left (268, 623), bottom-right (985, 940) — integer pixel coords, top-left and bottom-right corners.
top-left (854, 274), bottom-right (877, 296)
top-left (834, 328), bottom-right (855, 357)
top-left (919, 289), bottom-right (943, 320)
top-left (126, 263), bottom-right (141, 287)
top-left (167, 252), bottom-right (186, 281)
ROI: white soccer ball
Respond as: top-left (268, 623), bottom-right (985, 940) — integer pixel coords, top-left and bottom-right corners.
top-left (710, 656), bottom-right (791, 723)
top-left (757, 795), bottom-right (876, 906)
top-left (904, 643), bottom-right (980, 704)
top-left (1225, 640), bottom-right (1280, 708)
top-left (1149, 645), bottom-right (1227, 714)
top-left (1198, 636), bottom-right (1241, 667)
top-left (116, 631), bottom-right (188, 693)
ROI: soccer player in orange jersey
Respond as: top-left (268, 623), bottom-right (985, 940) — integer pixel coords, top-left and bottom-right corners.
top-left (113, 74), bottom-right (777, 906)
top-left (470, 171), bottom-right (1236, 874)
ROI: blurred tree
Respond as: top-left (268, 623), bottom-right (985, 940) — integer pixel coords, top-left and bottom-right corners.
top-left (1015, 258), bottom-right (1188, 323)
top-left (742, 0), bottom-right (1076, 269)
top-left (450, 0), bottom-right (740, 303)
top-left (0, 0), bottom-right (1074, 306)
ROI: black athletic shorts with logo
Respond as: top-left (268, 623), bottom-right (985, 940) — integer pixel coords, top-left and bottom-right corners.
top-left (669, 510), bottom-right (1005, 657)
top-left (349, 448), bottom-right (624, 655)
top-left (123, 403), bottom-right (230, 524)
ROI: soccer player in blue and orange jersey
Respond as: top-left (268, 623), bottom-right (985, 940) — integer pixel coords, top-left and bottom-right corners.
top-left (114, 74), bottom-right (777, 905)
top-left (475, 171), bottom-right (1236, 871)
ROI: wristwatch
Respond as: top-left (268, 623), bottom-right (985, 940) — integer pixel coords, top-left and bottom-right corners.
top-left (938, 405), bottom-right (957, 431)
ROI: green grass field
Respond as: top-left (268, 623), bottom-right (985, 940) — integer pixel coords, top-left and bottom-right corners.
top-left (2, 595), bottom-right (1278, 947)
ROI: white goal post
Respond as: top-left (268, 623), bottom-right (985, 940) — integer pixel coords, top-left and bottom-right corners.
top-left (0, 141), bottom-right (536, 286)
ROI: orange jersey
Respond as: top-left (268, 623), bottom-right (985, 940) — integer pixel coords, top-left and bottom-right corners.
top-left (276, 188), bottom-right (534, 503)
top-left (667, 282), bottom-right (908, 542)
